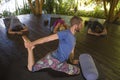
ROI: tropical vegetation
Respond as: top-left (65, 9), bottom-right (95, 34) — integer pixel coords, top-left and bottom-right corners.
top-left (0, 0), bottom-right (120, 23)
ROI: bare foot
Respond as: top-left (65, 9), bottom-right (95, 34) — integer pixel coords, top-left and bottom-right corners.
top-left (22, 36), bottom-right (35, 50)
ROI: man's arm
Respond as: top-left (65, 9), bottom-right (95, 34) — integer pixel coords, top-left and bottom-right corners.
top-left (69, 47), bottom-right (79, 65)
top-left (8, 28), bottom-right (22, 35)
top-left (88, 28), bottom-right (107, 36)
top-left (21, 26), bottom-right (28, 32)
top-left (8, 28), bottom-right (16, 34)
top-left (87, 28), bottom-right (100, 36)
top-left (99, 28), bottom-right (107, 35)
top-left (32, 33), bottom-right (59, 46)
top-left (69, 47), bottom-right (75, 63)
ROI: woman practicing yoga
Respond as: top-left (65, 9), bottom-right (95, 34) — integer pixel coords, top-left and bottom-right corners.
top-left (8, 17), bottom-right (28, 35)
top-left (85, 20), bottom-right (107, 36)
top-left (51, 18), bottom-right (68, 33)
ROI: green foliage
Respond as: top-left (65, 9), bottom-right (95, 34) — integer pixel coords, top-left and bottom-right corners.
top-left (15, 7), bottom-right (31, 15)
top-left (116, 1), bottom-right (120, 11)
top-left (1, 0), bottom-right (31, 17)
top-left (2, 10), bottom-right (12, 17)
top-left (14, 1), bottom-right (31, 15)
top-left (43, 0), bottom-right (105, 19)
top-left (0, 0), bottom-right (109, 19)
top-left (43, 0), bottom-right (55, 14)
top-left (43, 0), bottom-right (76, 14)
top-left (56, 2), bottom-right (71, 14)
top-left (94, 6), bottom-right (105, 18)
top-left (53, 0), bottom-right (105, 19)
top-left (16, 4), bottom-right (31, 15)
top-left (59, 10), bottom-right (105, 19)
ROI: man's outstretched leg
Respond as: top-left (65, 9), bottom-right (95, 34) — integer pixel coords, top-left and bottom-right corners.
top-left (22, 36), bottom-right (55, 72)
top-left (52, 61), bottom-right (80, 75)
top-left (22, 36), bottom-right (35, 71)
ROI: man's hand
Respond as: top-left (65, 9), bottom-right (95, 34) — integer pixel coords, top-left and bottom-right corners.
top-left (22, 36), bottom-right (35, 50)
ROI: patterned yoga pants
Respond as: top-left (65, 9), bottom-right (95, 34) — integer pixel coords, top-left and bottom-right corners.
top-left (32, 54), bottom-right (80, 75)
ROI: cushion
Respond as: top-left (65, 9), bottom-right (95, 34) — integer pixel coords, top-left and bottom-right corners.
top-left (79, 53), bottom-right (99, 80)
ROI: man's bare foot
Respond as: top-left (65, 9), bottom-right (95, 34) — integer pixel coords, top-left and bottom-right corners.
top-left (22, 36), bottom-right (35, 50)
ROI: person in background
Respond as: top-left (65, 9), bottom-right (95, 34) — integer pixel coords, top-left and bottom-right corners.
top-left (8, 24), bottom-right (28, 35)
top-left (85, 19), bottom-right (107, 36)
top-left (8, 17), bottom-right (28, 35)
top-left (51, 17), bottom-right (68, 33)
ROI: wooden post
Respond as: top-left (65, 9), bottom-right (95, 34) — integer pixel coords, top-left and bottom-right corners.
top-left (28, 0), bottom-right (35, 14)
top-left (35, 0), bottom-right (40, 15)
top-left (40, 0), bottom-right (43, 14)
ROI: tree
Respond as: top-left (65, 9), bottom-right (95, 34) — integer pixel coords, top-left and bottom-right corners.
top-left (102, 0), bottom-right (120, 23)
top-left (45, 0), bottom-right (55, 14)
top-left (28, 0), bottom-right (43, 15)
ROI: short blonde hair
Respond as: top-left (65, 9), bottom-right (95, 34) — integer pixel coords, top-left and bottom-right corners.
top-left (70, 16), bottom-right (83, 26)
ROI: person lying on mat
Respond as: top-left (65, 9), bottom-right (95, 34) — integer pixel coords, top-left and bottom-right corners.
top-left (52, 17), bottom-right (68, 33)
top-left (8, 24), bottom-right (28, 35)
top-left (85, 20), bottom-right (107, 36)
top-left (22, 16), bottom-right (83, 75)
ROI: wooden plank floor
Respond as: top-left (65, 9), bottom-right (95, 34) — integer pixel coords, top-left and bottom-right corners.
top-left (0, 14), bottom-right (120, 80)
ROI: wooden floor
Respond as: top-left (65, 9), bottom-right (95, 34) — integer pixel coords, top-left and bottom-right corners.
top-left (0, 14), bottom-right (120, 80)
